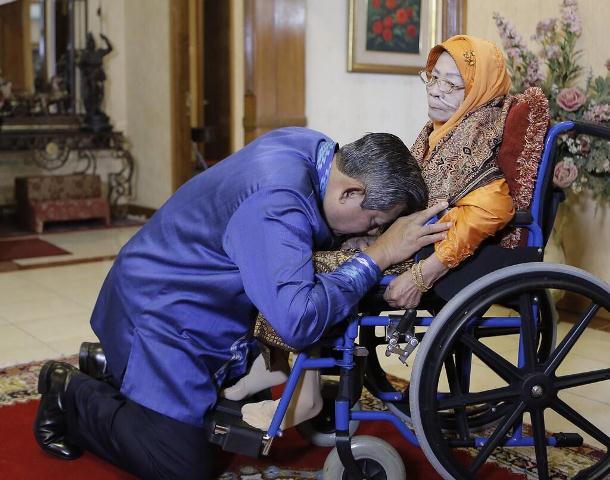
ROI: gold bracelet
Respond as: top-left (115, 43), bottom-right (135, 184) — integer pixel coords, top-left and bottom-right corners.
top-left (411, 260), bottom-right (430, 293)
top-left (416, 260), bottom-right (430, 292)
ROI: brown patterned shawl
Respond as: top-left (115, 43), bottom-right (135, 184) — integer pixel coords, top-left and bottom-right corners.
top-left (412, 96), bottom-right (515, 207)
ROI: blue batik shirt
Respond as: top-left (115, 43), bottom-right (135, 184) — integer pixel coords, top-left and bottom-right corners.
top-left (90, 127), bottom-right (382, 426)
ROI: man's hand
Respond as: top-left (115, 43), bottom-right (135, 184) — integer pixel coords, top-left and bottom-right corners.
top-left (364, 202), bottom-right (450, 271)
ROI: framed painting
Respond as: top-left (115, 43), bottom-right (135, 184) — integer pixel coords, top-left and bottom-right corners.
top-left (348, 0), bottom-right (467, 74)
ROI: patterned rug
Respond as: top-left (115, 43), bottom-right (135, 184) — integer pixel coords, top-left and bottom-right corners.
top-left (1, 357), bottom-right (606, 479)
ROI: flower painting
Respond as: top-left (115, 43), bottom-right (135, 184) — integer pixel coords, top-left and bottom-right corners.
top-left (366, 0), bottom-right (421, 54)
top-left (349, 0), bottom-right (466, 74)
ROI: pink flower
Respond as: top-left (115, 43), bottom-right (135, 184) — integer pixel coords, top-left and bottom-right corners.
top-left (556, 87), bottom-right (586, 111)
top-left (553, 160), bottom-right (578, 188)
top-left (583, 104), bottom-right (610, 123)
top-left (606, 58), bottom-right (610, 71)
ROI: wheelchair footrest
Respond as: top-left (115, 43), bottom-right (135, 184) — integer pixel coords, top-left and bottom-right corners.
top-left (205, 398), bottom-right (265, 457)
top-left (554, 432), bottom-right (584, 447)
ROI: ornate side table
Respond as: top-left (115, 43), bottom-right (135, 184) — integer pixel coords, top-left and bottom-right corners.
top-left (0, 125), bottom-right (134, 218)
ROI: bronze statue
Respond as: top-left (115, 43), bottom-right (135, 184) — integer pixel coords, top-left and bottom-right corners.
top-left (78, 32), bottom-right (113, 131)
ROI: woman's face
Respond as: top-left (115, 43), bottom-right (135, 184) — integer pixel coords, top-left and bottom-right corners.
top-left (426, 52), bottom-right (465, 123)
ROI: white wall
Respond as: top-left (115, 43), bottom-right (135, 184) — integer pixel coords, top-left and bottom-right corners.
top-left (87, 0), bottom-right (172, 209)
top-left (305, 0), bottom-right (429, 147)
top-left (123, 0), bottom-right (172, 208)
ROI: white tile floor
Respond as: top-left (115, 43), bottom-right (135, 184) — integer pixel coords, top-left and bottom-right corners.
top-left (1, 228), bottom-right (608, 458)
top-left (0, 226), bottom-right (136, 367)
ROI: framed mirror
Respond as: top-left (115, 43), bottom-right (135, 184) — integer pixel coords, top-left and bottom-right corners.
top-left (0, 0), bottom-right (88, 120)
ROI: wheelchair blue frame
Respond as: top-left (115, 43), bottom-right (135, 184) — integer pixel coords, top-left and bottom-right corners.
top-left (259, 121), bottom-right (604, 461)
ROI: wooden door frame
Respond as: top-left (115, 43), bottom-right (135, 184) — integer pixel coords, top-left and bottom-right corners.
top-left (170, 0), bottom-right (233, 190)
top-left (169, 0), bottom-right (190, 191)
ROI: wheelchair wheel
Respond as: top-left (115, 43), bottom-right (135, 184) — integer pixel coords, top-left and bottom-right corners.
top-left (410, 263), bottom-right (610, 479)
top-left (361, 288), bottom-right (557, 432)
top-left (322, 435), bottom-right (406, 480)
top-left (297, 380), bottom-right (360, 447)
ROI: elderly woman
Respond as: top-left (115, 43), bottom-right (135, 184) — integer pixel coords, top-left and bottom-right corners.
top-left (229, 35), bottom-right (522, 430)
top-left (383, 34), bottom-right (515, 308)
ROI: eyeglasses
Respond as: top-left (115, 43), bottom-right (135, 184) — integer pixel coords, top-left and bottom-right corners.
top-left (419, 70), bottom-right (465, 94)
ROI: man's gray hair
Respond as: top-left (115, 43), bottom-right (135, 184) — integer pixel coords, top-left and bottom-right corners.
top-left (337, 133), bottom-right (428, 213)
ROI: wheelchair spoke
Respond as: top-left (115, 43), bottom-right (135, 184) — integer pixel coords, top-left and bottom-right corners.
top-left (518, 294), bottom-right (538, 372)
top-left (555, 368), bottom-right (610, 391)
top-left (444, 355), bottom-right (469, 439)
top-left (551, 398), bottom-right (610, 447)
top-left (460, 334), bottom-right (521, 383)
top-left (545, 303), bottom-right (600, 375)
top-left (437, 385), bottom-right (520, 410)
top-left (530, 407), bottom-right (549, 480)
top-left (468, 401), bottom-right (527, 475)
top-left (455, 343), bottom-right (473, 397)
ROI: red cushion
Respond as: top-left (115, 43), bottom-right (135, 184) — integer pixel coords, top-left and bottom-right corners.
top-left (496, 87), bottom-right (550, 248)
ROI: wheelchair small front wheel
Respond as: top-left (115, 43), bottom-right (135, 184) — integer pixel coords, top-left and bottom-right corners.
top-left (322, 435), bottom-right (406, 480)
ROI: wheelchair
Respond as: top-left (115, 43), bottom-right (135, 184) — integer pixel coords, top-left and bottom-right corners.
top-left (205, 120), bottom-right (610, 479)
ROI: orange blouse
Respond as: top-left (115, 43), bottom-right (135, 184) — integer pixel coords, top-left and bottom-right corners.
top-left (434, 178), bottom-right (515, 268)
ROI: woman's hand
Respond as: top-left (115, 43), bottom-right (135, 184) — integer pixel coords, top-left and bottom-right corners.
top-left (384, 253), bottom-right (450, 308)
top-left (364, 202), bottom-right (451, 270)
top-left (341, 235), bottom-right (377, 250)
top-left (384, 272), bottom-right (421, 309)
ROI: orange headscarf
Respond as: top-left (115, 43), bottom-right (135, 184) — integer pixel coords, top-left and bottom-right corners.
top-left (425, 35), bottom-right (512, 154)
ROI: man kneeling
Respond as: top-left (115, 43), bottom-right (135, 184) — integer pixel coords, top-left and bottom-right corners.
top-left (33, 127), bottom-right (449, 479)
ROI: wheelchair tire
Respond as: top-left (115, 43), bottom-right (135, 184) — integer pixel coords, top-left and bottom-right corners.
top-left (322, 435), bottom-right (406, 480)
top-left (296, 380), bottom-right (360, 447)
top-left (361, 287), bottom-right (558, 433)
top-left (410, 262), bottom-right (610, 480)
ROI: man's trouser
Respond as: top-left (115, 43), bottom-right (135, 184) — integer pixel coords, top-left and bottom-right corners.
top-left (65, 374), bottom-right (214, 479)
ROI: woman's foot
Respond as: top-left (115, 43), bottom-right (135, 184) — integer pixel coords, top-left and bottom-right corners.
top-left (221, 354), bottom-right (288, 401)
top-left (241, 370), bottom-right (323, 430)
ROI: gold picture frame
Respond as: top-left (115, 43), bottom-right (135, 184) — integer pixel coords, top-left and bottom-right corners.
top-left (348, 0), bottom-right (467, 74)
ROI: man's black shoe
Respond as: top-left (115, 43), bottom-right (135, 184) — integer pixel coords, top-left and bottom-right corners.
top-left (78, 341), bottom-right (108, 380)
top-left (33, 361), bottom-right (83, 460)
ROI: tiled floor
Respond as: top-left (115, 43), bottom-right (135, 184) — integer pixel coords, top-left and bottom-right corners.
top-left (0, 228), bottom-right (608, 460)
top-left (0, 226), bottom-right (138, 366)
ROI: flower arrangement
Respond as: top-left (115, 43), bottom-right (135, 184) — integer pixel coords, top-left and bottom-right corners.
top-left (494, 0), bottom-right (610, 203)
